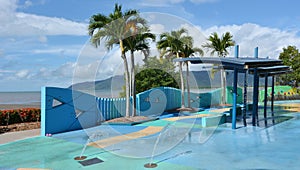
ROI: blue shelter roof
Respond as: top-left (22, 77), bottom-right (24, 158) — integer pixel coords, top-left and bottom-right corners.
top-left (173, 57), bottom-right (290, 75)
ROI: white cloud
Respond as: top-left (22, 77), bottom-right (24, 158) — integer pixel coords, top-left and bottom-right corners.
top-left (149, 24), bottom-right (166, 34)
top-left (0, 69), bottom-right (14, 73)
top-left (52, 62), bottom-right (76, 78)
top-left (0, 0), bottom-right (87, 37)
top-left (16, 69), bottom-right (30, 78)
top-left (180, 23), bottom-right (207, 47)
top-left (201, 23), bottom-right (300, 58)
top-left (23, 0), bottom-right (33, 8)
top-left (139, 0), bottom-right (216, 6)
top-left (31, 45), bottom-right (82, 57)
top-left (0, 0), bottom-right (17, 25)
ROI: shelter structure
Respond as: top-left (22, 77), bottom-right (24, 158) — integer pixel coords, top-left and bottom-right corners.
top-left (173, 46), bottom-right (291, 129)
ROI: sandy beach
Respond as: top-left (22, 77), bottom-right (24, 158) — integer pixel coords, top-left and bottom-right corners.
top-left (0, 103), bottom-right (40, 110)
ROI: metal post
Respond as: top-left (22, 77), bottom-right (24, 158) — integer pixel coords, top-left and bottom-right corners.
top-left (232, 45), bottom-right (239, 129)
top-left (243, 70), bottom-right (248, 126)
top-left (41, 87), bottom-right (46, 136)
top-left (271, 76), bottom-right (275, 124)
top-left (232, 68), bottom-right (238, 129)
top-left (235, 45), bottom-right (239, 58)
top-left (252, 47), bottom-right (259, 126)
top-left (264, 73), bottom-right (268, 126)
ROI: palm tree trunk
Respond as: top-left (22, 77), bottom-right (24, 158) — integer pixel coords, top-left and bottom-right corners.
top-left (179, 61), bottom-right (185, 108)
top-left (186, 61), bottom-right (191, 108)
top-left (123, 57), bottom-right (131, 118)
top-left (120, 40), bottom-right (130, 118)
top-left (220, 69), bottom-right (227, 105)
top-left (130, 51), bottom-right (136, 117)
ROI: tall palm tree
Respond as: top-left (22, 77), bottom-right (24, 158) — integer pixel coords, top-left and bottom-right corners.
top-left (157, 28), bottom-right (199, 108)
top-left (88, 4), bottom-right (147, 117)
top-left (202, 32), bottom-right (235, 104)
top-left (182, 45), bottom-right (204, 108)
top-left (123, 30), bottom-right (155, 116)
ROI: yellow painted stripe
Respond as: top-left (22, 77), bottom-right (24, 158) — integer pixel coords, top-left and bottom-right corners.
top-left (276, 103), bottom-right (300, 112)
top-left (164, 114), bottom-right (214, 121)
top-left (209, 108), bottom-right (230, 113)
top-left (88, 126), bottom-right (163, 148)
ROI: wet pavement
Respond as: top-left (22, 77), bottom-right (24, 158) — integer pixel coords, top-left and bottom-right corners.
top-left (0, 101), bottom-right (299, 169)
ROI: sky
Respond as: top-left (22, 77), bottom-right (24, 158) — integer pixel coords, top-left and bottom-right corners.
top-left (0, 0), bottom-right (300, 91)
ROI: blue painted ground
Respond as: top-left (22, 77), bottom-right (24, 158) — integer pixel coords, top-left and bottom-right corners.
top-left (0, 101), bottom-right (300, 169)
top-left (53, 125), bottom-right (148, 144)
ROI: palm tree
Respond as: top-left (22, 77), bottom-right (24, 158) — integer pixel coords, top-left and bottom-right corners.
top-left (202, 32), bottom-right (235, 104)
top-left (157, 28), bottom-right (199, 108)
top-left (123, 30), bottom-right (155, 116)
top-left (88, 4), bottom-right (147, 117)
top-left (181, 45), bottom-right (204, 108)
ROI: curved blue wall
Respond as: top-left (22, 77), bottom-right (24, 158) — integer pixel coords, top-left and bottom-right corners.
top-left (41, 86), bottom-right (241, 135)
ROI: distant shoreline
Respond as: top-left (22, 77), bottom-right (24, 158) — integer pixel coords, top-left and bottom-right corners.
top-left (0, 103), bottom-right (40, 110)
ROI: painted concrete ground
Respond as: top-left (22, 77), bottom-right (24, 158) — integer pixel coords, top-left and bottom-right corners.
top-left (0, 101), bottom-right (300, 169)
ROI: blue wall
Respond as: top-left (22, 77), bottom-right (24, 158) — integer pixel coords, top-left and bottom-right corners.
top-left (41, 86), bottom-right (240, 135)
top-left (41, 87), bottom-right (102, 136)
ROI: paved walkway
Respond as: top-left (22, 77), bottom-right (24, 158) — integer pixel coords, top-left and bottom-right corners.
top-left (0, 129), bottom-right (40, 145)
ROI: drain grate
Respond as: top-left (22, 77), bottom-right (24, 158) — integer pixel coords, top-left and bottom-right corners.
top-left (79, 157), bottom-right (104, 166)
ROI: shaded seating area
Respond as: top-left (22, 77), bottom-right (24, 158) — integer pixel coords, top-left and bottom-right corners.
top-left (173, 46), bottom-right (291, 129)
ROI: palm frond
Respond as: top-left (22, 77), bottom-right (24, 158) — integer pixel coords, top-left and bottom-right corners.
top-left (202, 31), bottom-right (235, 57)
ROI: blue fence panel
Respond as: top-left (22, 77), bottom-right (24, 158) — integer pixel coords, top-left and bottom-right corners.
top-left (110, 99), bottom-right (115, 119)
top-left (135, 87), bottom-right (168, 116)
top-left (174, 88), bottom-right (181, 108)
top-left (187, 92), bottom-right (200, 108)
top-left (42, 86), bottom-right (236, 136)
top-left (136, 96), bottom-right (141, 116)
top-left (210, 88), bottom-right (222, 106)
top-left (137, 90), bottom-right (152, 112)
top-left (120, 98), bottom-right (126, 117)
top-left (100, 98), bottom-right (105, 119)
top-left (199, 92), bottom-right (212, 108)
top-left (41, 87), bottom-right (100, 136)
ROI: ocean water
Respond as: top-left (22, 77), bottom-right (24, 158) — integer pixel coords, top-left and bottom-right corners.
top-left (0, 91), bottom-right (41, 104)
top-left (0, 90), bottom-right (121, 105)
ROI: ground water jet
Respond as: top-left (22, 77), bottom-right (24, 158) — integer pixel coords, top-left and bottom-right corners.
top-left (74, 132), bottom-right (104, 160)
top-left (144, 123), bottom-right (172, 168)
top-left (74, 137), bottom-right (90, 160)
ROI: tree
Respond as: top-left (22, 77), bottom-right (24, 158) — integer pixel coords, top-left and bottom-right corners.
top-left (181, 45), bottom-right (204, 108)
top-left (135, 57), bottom-right (179, 93)
top-left (202, 32), bottom-right (235, 57)
top-left (123, 30), bottom-right (155, 116)
top-left (157, 28), bottom-right (192, 108)
top-left (202, 32), bottom-right (235, 104)
top-left (88, 4), bottom-right (147, 117)
top-left (279, 45), bottom-right (300, 87)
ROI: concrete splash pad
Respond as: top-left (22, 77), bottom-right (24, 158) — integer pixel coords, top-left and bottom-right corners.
top-left (1, 101), bottom-right (300, 169)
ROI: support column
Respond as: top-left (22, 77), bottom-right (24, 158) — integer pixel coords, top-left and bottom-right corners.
top-left (232, 68), bottom-right (238, 129)
top-left (271, 76), bottom-right (275, 124)
top-left (243, 70), bottom-right (248, 126)
top-left (41, 86), bottom-right (46, 136)
top-left (264, 73), bottom-right (268, 126)
top-left (232, 45), bottom-right (239, 129)
top-left (252, 47), bottom-right (259, 126)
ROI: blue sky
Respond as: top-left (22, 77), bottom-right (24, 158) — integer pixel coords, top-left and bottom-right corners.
top-left (1, 0), bottom-right (300, 91)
